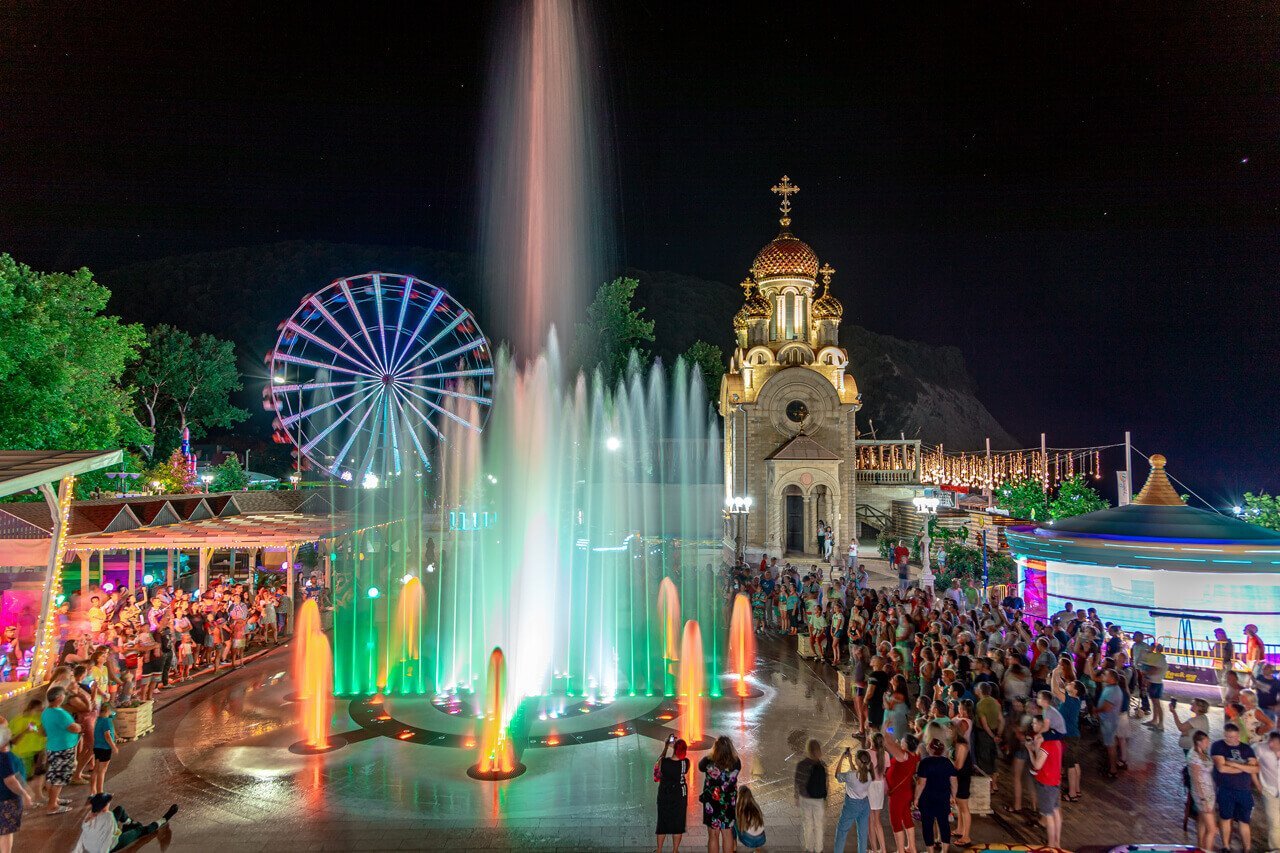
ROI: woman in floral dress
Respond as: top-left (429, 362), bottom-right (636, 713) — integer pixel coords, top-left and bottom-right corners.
top-left (697, 736), bottom-right (741, 853)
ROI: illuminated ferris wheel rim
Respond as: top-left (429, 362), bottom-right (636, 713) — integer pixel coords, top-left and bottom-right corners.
top-left (265, 272), bottom-right (493, 481)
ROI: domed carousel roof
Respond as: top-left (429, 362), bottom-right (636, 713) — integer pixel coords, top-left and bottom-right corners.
top-left (752, 233), bottom-right (820, 281)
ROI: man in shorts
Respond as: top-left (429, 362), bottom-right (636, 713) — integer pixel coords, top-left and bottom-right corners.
top-left (1210, 722), bottom-right (1259, 851)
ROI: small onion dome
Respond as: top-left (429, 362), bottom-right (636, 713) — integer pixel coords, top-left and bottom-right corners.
top-left (751, 233), bottom-right (820, 280)
top-left (812, 281), bottom-right (843, 321)
top-left (732, 306), bottom-right (749, 331)
top-left (741, 278), bottom-right (772, 320)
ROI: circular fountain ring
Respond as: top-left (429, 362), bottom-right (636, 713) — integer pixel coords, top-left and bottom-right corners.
top-left (287, 734), bottom-right (348, 755)
top-left (466, 762), bottom-right (528, 781)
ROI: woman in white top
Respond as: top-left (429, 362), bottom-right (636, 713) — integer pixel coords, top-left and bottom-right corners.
top-left (1170, 697), bottom-right (1211, 753)
top-left (867, 734), bottom-right (889, 853)
top-left (1185, 730), bottom-right (1217, 852)
top-left (832, 748), bottom-right (874, 853)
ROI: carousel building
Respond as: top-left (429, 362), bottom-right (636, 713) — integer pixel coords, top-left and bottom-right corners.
top-left (1007, 453), bottom-right (1280, 681)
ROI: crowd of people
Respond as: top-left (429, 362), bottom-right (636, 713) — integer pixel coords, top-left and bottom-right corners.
top-left (0, 578), bottom-right (296, 849)
top-left (650, 553), bottom-right (1280, 852)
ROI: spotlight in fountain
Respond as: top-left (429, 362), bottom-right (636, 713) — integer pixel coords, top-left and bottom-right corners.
top-left (468, 648), bottom-right (526, 780)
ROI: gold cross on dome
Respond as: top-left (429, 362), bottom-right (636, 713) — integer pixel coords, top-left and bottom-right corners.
top-left (740, 276), bottom-right (755, 296)
top-left (819, 263), bottom-right (835, 286)
top-left (771, 175), bottom-right (799, 226)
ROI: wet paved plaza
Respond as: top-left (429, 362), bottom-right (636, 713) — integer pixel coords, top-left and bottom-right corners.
top-left (18, 579), bottom-right (1275, 851)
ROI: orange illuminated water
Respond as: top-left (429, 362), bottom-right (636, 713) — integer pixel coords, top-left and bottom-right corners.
top-left (378, 577), bottom-right (425, 692)
top-left (678, 620), bottom-right (705, 745)
top-left (477, 647), bottom-right (515, 774)
top-left (728, 593), bottom-right (756, 698)
top-left (293, 599), bottom-right (333, 749)
top-left (658, 577), bottom-right (680, 662)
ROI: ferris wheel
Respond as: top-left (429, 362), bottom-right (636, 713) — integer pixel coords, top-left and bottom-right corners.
top-left (264, 272), bottom-right (493, 481)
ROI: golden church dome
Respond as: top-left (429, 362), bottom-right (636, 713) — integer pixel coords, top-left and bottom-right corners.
top-left (751, 175), bottom-right (819, 281)
top-left (733, 307), bottom-right (749, 331)
top-left (752, 234), bottom-right (820, 281)
top-left (812, 263), bottom-right (843, 320)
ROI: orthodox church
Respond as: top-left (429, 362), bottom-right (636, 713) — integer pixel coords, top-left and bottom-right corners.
top-left (719, 177), bottom-right (863, 558)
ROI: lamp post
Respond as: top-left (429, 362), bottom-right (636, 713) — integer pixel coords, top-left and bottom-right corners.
top-left (726, 495), bottom-right (752, 566)
top-left (200, 473), bottom-right (213, 493)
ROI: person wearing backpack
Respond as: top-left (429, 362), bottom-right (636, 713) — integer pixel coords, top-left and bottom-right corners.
top-left (794, 738), bottom-right (827, 853)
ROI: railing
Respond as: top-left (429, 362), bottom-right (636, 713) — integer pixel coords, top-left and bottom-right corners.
top-left (856, 469), bottom-right (918, 485)
top-left (856, 504), bottom-right (893, 534)
top-left (1147, 634), bottom-right (1280, 671)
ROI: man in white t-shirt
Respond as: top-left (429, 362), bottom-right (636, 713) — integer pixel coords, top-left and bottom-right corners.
top-left (846, 539), bottom-right (858, 570)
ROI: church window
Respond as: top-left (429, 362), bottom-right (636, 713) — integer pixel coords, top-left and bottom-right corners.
top-left (785, 293), bottom-right (796, 339)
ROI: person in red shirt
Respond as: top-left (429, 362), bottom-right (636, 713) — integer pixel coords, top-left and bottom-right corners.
top-left (1246, 624), bottom-right (1266, 668)
top-left (882, 731), bottom-right (920, 851)
top-left (1028, 715), bottom-right (1063, 848)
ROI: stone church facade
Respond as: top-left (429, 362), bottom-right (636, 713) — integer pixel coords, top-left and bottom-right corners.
top-left (719, 177), bottom-right (862, 559)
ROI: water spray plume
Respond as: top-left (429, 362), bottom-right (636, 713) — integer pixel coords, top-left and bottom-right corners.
top-left (378, 577), bottom-right (426, 693)
top-left (658, 578), bottom-right (680, 662)
top-left (678, 620), bottom-right (706, 745)
top-left (476, 648), bottom-right (515, 775)
top-left (728, 594), bottom-right (756, 698)
top-left (293, 599), bottom-right (334, 750)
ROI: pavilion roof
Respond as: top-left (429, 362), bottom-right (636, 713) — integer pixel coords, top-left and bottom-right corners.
top-left (0, 450), bottom-right (123, 499)
top-left (65, 509), bottom-right (381, 550)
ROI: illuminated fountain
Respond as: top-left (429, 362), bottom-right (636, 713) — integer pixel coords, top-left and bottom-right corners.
top-left (678, 620), bottom-right (709, 748)
top-left (290, 599), bottom-right (341, 754)
top-left (378, 577), bottom-right (426, 695)
top-left (468, 647), bottom-right (525, 780)
top-left (658, 577), bottom-right (680, 695)
top-left (728, 593), bottom-right (759, 699)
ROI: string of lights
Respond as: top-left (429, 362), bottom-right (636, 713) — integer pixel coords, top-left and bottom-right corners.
top-left (920, 442), bottom-right (1123, 491)
top-left (0, 474), bottom-right (75, 703)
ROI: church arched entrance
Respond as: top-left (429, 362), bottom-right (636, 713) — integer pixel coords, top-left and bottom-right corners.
top-left (783, 484), bottom-right (804, 554)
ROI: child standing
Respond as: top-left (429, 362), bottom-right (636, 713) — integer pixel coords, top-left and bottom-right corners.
top-left (91, 703), bottom-right (118, 795)
top-left (177, 633), bottom-right (195, 682)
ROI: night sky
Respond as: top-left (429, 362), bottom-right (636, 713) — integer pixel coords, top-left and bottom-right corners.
top-left (2, 3), bottom-right (1277, 499)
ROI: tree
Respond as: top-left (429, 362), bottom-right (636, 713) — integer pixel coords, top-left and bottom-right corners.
top-left (681, 340), bottom-right (725, 402)
top-left (572, 277), bottom-right (655, 385)
top-left (144, 449), bottom-right (197, 494)
top-left (1242, 492), bottom-right (1280, 532)
top-left (0, 254), bottom-right (147, 452)
top-left (1048, 474), bottom-right (1109, 520)
top-left (210, 454), bottom-right (250, 492)
top-left (131, 325), bottom-right (247, 458)
top-left (996, 477), bottom-right (1049, 521)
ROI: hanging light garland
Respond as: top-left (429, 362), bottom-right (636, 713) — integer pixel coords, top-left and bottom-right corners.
top-left (919, 445), bottom-right (1111, 492)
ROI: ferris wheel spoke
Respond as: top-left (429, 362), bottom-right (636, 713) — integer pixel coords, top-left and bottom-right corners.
top-left (325, 386), bottom-right (384, 471)
top-left (397, 381), bottom-right (493, 407)
top-left (270, 379), bottom-right (360, 394)
top-left (394, 365), bottom-right (496, 383)
top-left (338, 280), bottom-right (389, 374)
top-left (284, 320), bottom-right (383, 375)
top-left (389, 385), bottom-right (447, 442)
top-left (299, 384), bottom-right (383, 455)
top-left (397, 334), bottom-right (486, 376)
top-left (353, 387), bottom-right (388, 478)
top-left (397, 384), bottom-right (484, 433)
top-left (387, 391), bottom-right (404, 476)
top-left (385, 277), bottom-right (417, 372)
top-left (388, 386), bottom-right (436, 470)
top-left (387, 289), bottom-right (444, 374)
top-left (372, 274), bottom-right (391, 371)
top-left (271, 350), bottom-right (380, 380)
top-left (393, 310), bottom-right (471, 374)
top-left (278, 385), bottom-right (373, 429)
top-left (307, 296), bottom-right (384, 374)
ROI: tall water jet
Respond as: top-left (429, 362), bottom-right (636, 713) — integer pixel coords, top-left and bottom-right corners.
top-left (658, 577), bottom-right (680, 696)
top-left (728, 594), bottom-right (757, 698)
top-left (678, 620), bottom-right (707, 747)
top-left (290, 598), bottom-right (340, 753)
top-left (379, 577), bottom-right (426, 695)
top-left (469, 647), bottom-right (525, 780)
top-left (480, 0), bottom-right (613, 356)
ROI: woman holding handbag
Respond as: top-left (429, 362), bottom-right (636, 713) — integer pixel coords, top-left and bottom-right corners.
top-left (655, 735), bottom-right (690, 853)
